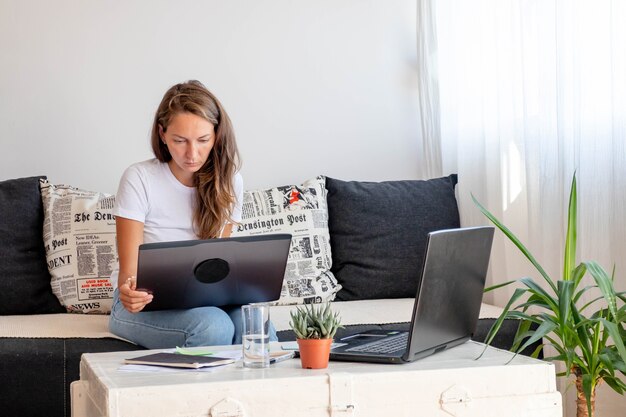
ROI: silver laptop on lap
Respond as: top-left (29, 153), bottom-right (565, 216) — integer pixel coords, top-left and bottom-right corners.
top-left (329, 226), bottom-right (494, 364)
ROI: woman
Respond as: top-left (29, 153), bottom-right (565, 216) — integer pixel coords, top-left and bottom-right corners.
top-left (109, 80), bottom-right (258, 348)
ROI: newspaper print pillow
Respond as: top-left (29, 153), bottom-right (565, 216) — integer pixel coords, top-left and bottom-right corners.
top-left (40, 180), bottom-right (117, 314)
top-left (231, 176), bottom-right (341, 305)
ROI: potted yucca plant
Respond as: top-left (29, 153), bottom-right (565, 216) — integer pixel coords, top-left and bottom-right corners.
top-left (473, 174), bottom-right (626, 417)
top-left (289, 303), bottom-right (342, 369)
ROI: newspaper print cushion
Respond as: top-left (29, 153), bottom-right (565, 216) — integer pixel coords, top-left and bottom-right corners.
top-left (40, 180), bottom-right (117, 314)
top-left (230, 176), bottom-right (341, 305)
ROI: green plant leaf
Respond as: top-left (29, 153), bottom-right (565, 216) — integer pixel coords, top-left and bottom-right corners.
top-left (517, 291), bottom-right (554, 311)
top-left (528, 343), bottom-right (544, 359)
top-left (481, 288), bottom-right (528, 354)
top-left (506, 310), bottom-right (542, 323)
top-left (557, 280), bottom-right (574, 331)
top-left (599, 319), bottom-right (626, 366)
top-left (471, 193), bottom-right (556, 293)
top-left (563, 174), bottom-right (577, 281)
top-left (515, 319), bottom-right (557, 355)
top-left (484, 280), bottom-right (517, 293)
top-left (598, 352), bottom-right (616, 377)
top-left (586, 261), bottom-right (619, 320)
top-left (315, 317), bottom-right (328, 337)
top-left (603, 375), bottom-right (626, 394)
top-left (520, 277), bottom-right (558, 312)
top-left (572, 263), bottom-right (587, 291)
top-left (511, 319), bottom-right (533, 352)
top-left (570, 304), bottom-right (593, 360)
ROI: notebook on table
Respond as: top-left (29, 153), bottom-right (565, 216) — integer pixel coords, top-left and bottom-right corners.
top-left (329, 226), bottom-right (494, 364)
top-left (124, 352), bottom-right (235, 369)
top-left (136, 234), bottom-right (292, 311)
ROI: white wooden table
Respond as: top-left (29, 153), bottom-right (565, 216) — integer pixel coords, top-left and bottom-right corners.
top-left (71, 341), bottom-right (562, 417)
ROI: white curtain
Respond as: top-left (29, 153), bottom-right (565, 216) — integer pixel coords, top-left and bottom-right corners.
top-left (418, 2), bottom-right (626, 414)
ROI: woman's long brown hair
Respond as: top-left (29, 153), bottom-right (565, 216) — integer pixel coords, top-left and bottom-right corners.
top-left (151, 80), bottom-right (241, 239)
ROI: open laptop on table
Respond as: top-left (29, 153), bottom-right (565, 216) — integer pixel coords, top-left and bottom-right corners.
top-left (329, 226), bottom-right (494, 364)
top-left (136, 234), bottom-right (292, 311)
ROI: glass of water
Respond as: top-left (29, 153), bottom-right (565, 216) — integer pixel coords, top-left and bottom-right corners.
top-left (242, 303), bottom-right (270, 368)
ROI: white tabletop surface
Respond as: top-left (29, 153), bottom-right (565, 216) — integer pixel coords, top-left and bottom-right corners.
top-left (80, 341), bottom-right (554, 391)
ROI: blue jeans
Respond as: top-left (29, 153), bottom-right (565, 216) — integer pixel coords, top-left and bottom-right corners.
top-left (109, 290), bottom-right (277, 349)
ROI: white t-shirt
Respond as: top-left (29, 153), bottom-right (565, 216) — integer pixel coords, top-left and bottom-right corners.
top-left (110, 158), bottom-right (243, 288)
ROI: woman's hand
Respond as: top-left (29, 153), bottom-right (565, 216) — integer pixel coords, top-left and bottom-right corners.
top-left (119, 276), bottom-right (153, 313)
top-left (115, 217), bottom-right (149, 312)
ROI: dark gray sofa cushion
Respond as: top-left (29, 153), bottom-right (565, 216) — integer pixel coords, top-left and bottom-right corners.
top-left (326, 175), bottom-right (460, 301)
top-left (0, 176), bottom-right (64, 314)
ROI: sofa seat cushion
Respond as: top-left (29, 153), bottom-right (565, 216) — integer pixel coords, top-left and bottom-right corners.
top-left (0, 300), bottom-right (503, 339)
top-left (0, 314), bottom-right (125, 340)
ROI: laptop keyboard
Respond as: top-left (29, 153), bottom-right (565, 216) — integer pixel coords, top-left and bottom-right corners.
top-left (345, 332), bottom-right (408, 354)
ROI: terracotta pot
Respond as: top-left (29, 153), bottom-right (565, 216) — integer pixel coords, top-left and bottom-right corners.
top-left (296, 338), bottom-right (333, 369)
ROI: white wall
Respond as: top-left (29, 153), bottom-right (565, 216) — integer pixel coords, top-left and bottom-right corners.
top-left (0, 0), bottom-right (420, 194)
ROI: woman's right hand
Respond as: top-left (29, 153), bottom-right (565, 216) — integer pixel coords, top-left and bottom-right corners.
top-left (119, 276), bottom-right (153, 313)
top-left (115, 217), bottom-right (149, 313)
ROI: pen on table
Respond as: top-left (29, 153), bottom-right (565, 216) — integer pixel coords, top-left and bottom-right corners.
top-left (270, 351), bottom-right (295, 364)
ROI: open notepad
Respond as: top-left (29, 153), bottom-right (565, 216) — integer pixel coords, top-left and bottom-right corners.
top-left (124, 352), bottom-right (235, 369)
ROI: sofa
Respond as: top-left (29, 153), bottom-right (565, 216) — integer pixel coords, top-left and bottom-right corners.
top-left (0, 174), bottom-right (526, 417)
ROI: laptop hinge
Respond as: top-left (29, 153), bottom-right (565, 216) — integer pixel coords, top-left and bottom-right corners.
top-left (328, 372), bottom-right (355, 416)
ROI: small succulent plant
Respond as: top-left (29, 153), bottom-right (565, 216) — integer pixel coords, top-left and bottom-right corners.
top-left (289, 303), bottom-right (343, 339)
